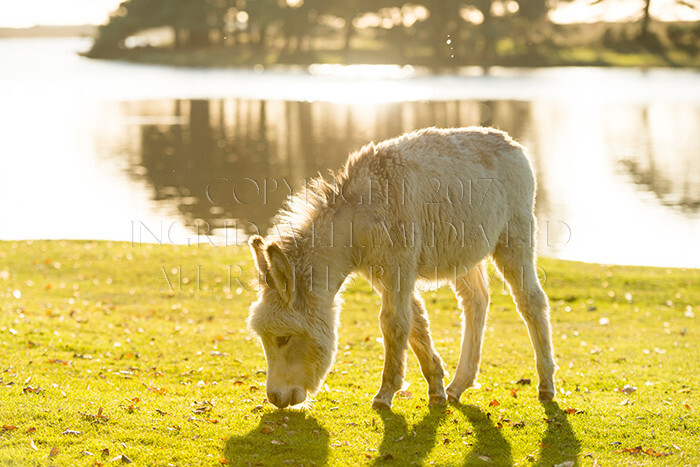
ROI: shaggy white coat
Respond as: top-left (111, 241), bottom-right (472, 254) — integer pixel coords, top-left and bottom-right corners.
top-left (249, 127), bottom-right (556, 409)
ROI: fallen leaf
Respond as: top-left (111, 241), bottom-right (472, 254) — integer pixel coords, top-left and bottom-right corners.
top-left (49, 447), bottom-right (59, 457)
top-left (516, 378), bottom-right (531, 385)
top-left (143, 384), bottom-right (166, 395)
top-left (2, 425), bottom-right (16, 431)
top-left (620, 385), bottom-right (637, 395)
top-left (219, 458), bottom-right (229, 465)
top-left (81, 408), bottom-right (110, 423)
top-left (489, 399), bottom-right (499, 407)
top-left (47, 359), bottom-right (69, 366)
top-left (271, 440), bottom-right (286, 445)
top-left (29, 440), bottom-right (38, 451)
top-left (62, 429), bottom-right (82, 435)
top-left (261, 426), bottom-right (274, 434)
top-left (192, 400), bottom-right (214, 414)
top-left (554, 462), bottom-right (574, 467)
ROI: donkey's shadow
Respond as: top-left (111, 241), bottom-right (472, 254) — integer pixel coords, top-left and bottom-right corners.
top-left (537, 401), bottom-right (580, 466)
top-left (223, 411), bottom-right (329, 465)
top-left (373, 403), bottom-right (512, 465)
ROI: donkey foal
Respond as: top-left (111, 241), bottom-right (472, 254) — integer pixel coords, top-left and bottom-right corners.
top-left (248, 127), bottom-right (556, 409)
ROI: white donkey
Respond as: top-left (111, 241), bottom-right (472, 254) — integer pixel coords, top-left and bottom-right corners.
top-left (248, 127), bottom-right (556, 409)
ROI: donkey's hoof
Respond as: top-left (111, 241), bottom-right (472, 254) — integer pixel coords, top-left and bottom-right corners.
top-left (446, 393), bottom-right (461, 404)
top-left (538, 390), bottom-right (555, 402)
top-left (371, 399), bottom-right (392, 411)
top-left (429, 394), bottom-right (447, 406)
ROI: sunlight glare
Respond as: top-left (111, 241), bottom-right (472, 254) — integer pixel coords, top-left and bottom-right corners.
top-left (550, 0), bottom-right (700, 23)
top-left (0, 0), bottom-right (122, 27)
top-left (306, 64), bottom-right (421, 103)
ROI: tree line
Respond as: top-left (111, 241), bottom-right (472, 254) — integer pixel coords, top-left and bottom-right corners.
top-left (87, 0), bottom-right (699, 66)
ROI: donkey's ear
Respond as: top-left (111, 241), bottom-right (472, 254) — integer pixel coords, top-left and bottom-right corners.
top-left (249, 235), bottom-right (268, 277)
top-left (265, 243), bottom-right (296, 307)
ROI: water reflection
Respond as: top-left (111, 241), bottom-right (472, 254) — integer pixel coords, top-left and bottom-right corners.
top-left (119, 95), bottom-right (700, 268)
top-left (130, 98), bottom-right (555, 245)
top-left (609, 105), bottom-right (700, 213)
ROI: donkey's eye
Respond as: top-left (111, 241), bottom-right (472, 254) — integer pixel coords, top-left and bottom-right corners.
top-left (276, 335), bottom-right (291, 347)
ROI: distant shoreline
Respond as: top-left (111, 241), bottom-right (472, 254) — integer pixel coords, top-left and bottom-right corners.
top-left (87, 44), bottom-right (700, 70)
top-left (0, 24), bottom-right (96, 38)
top-left (3, 24), bottom-right (698, 69)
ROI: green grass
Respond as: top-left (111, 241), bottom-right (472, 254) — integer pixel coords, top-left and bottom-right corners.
top-left (1, 240), bottom-right (698, 465)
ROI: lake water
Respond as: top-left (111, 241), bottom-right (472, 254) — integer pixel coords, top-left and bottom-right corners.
top-left (1, 37), bottom-right (699, 268)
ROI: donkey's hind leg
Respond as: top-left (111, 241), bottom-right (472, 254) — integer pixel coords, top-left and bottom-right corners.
top-left (446, 262), bottom-right (490, 403)
top-left (409, 294), bottom-right (447, 405)
top-left (492, 224), bottom-right (556, 401)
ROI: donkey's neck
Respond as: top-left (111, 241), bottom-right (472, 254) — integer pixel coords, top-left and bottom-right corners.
top-left (278, 212), bottom-right (354, 307)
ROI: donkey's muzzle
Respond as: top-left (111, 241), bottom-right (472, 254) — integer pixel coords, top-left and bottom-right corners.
top-left (268, 387), bottom-right (306, 408)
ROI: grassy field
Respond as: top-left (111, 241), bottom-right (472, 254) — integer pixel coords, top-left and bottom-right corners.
top-left (1, 240), bottom-right (698, 465)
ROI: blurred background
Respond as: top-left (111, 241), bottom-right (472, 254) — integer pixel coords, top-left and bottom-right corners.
top-left (0, 0), bottom-right (699, 267)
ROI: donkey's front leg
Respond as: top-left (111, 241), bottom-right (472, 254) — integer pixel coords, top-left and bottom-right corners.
top-left (373, 289), bottom-right (412, 410)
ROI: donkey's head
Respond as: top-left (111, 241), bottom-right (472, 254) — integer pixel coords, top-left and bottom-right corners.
top-left (247, 235), bottom-right (338, 408)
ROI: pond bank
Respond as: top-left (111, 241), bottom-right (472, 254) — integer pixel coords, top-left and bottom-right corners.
top-left (93, 42), bottom-right (700, 70)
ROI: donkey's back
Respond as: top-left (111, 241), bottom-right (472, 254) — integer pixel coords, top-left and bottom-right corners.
top-left (344, 127), bottom-right (536, 279)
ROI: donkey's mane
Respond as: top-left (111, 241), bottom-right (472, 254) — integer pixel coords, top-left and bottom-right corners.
top-left (269, 168), bottom-right (349, 257)
top-left (268, 143), bottom-right (376, 251)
